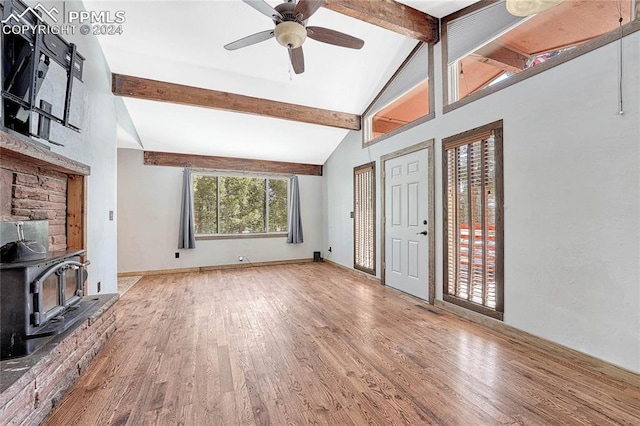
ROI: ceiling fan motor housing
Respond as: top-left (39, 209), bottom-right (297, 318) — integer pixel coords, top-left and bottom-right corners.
top-left (505, 0), bottom-right (565, 16)
top-left (273, 2), bottom-right (308, 49)
top-left (275, 21), bottom-right (307, 49)
top-left (226, 0), bottom-right (364, 74)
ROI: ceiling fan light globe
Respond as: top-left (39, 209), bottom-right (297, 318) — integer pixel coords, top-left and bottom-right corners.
top-left (505, 0), bottom-right (564, 16)
top-left (274, 21), bottom-right (307, 49)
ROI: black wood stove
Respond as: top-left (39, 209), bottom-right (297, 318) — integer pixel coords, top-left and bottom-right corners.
top-left (0, 250), bottom-right (93, 359)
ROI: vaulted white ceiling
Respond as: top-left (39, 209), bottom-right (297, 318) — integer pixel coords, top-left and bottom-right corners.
top-left (88, 0), bottom-right (476, 164)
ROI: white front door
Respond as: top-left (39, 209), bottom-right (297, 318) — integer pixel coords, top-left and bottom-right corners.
top-left (385, 149), bottom-right (429, 300)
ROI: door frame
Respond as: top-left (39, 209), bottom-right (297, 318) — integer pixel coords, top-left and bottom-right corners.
top-left (380, 139), bottom-right (435, 303)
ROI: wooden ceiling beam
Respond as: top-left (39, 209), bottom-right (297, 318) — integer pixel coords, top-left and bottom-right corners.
top-left (372, 117), bottom-right (407, 134)
top-left (112, 74), bottom-right (360, 131)
top-left (144, 151), bottom-right (322, 176)
top-left (323, 0), bottom-right (439, 44)
top-left (473, 41), bottom-right (527, 73)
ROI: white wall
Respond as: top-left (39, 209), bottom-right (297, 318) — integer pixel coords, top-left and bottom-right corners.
top-left (19, 1), bottom-right (119, 295)
top-left (323, 32), bottom-right (640, 373)
top-left (117, 149), bottom-right (323, 272)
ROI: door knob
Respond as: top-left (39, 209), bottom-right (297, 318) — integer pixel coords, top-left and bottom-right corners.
top-left (416, 230), bottom-right (428, 235)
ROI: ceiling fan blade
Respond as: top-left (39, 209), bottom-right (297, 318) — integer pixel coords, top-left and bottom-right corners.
top-left (224, 30), bottom-right (275, 51)
top-left (288, 47), bottom-right (305, 74)
top-left (293, 0), bottom-right (325, 20)
top-left (242, 0), bottom-right (283, 21)
top-left (306, 26), bottom-right (364, 49)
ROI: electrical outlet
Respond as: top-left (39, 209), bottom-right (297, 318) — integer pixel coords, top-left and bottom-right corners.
top-left (238, 256), bottom-right (244, 262)
top-left (175, 252), bottom-right (180, 259)
top-left (109, 210), bottom-right (114, 221)
top-left (97, 281), bottom-right (101, 293)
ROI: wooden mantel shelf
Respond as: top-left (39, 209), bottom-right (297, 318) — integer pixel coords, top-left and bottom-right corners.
top-left (0, 130), bottom-right (90, 176)
top-left (1, 129), bottom-right (88, 254)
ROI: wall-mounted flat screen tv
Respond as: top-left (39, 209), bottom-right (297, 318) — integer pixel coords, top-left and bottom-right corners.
top-left (1, 0), bottom-right (85, 145)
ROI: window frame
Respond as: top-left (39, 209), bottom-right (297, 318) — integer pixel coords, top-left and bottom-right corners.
top-left (192, 171), bottom-right (290, 240)
top-left (441, 0), bottom-right (640, 113)
top-left (353, 161), bottom-right (376, 275)
top-left (362, 42), bottom-right (435, 148)
top-left (442, 120), bottom-right (504, 320)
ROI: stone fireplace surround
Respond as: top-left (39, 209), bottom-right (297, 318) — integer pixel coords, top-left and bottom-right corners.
top-left (0, 130), bottom-right (118, 424)
top-left (0, 155), bottom-right (68, 250)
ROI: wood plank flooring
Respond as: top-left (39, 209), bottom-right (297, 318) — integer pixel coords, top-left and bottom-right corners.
top-left (45, 263), bottom-right (640, 425)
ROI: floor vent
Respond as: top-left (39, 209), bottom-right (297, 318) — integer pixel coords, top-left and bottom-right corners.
top-left (415, 304), bottom-right (442, 316)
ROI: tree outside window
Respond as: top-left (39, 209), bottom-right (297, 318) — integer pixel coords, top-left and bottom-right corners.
top-left (193, 174), bottom-right (288, 235)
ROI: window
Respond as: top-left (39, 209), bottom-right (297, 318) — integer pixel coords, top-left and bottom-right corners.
top-left (443, 0), bottom-right (638, 108)
top-left (370, 80), bottom-right (429, 140)
top-left (443, 121), bottom-right (503, 319)
top-left (354, 162), bottom-right (376, 274)
top-left (193, 173), bottom-right (288, 237)
top-left (363, 43), bottom-right (434, 146)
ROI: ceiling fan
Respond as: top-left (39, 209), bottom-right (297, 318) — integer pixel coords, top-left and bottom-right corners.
top-left (224, 0), bottom-right (364, 74)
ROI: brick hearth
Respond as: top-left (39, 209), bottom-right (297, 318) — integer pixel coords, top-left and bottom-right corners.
top-left (0, 294), bottom-right (118, 425)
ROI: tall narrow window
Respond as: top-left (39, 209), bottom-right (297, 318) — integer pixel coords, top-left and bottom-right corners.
top-left (354, 162), bottom-right (376, 275)
top-left (443, 121), bottom-right (503, 319)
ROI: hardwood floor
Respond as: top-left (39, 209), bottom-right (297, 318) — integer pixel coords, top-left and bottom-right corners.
top-left (45, 263), bottom-right (640, 425)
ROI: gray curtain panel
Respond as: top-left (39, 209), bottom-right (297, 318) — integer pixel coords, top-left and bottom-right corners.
top-left (178, 167), bottom-right (196, 249)
top-left (287, 175), bottom-right (304, 244)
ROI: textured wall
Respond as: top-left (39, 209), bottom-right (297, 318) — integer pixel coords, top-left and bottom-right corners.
top-left (323, 32), bottom-right (640, 372)
top-left (11, 0), bottom-right (121, 295)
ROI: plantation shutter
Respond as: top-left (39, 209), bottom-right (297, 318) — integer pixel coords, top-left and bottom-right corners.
top-left (354, 162), bottom-right (376, 274)
top-left (444, 122), bottom-right (503, 319)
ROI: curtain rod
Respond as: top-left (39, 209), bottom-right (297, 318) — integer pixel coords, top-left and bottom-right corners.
top-left (187, 167), bottom-right (294, 178)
